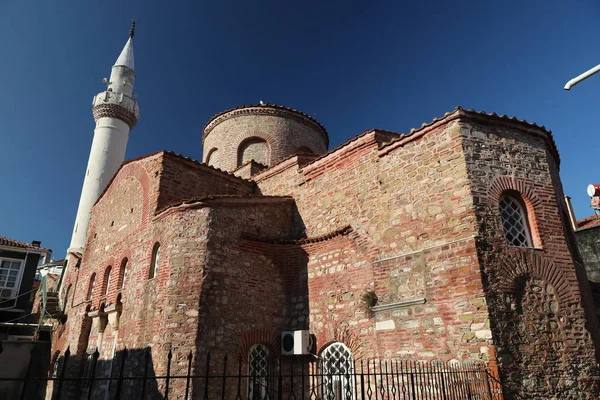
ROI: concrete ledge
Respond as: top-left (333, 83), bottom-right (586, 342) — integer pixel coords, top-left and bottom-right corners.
top-left (371, 298), bottom-right (426, 313)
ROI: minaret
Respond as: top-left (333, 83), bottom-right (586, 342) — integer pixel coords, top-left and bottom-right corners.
top-left (68, 21), bottom-right (139, 254)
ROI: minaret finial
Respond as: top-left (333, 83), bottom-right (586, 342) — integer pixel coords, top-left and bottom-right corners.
top-left (129, 19), bottom-right (136, 38)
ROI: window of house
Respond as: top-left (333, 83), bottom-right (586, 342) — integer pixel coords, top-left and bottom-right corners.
top-left (120, 259), bottom-right (128, 289)
top-left (149, 243), bottom-right (160, 279)
top-left (87, 274), bottom-right (96, 301)
top-left (499, 193), bottom-right (533, 247)
top-left (0, 259), bottom-right (23, 296)
top-left (248, 344), bottom-right (269, 400)
top-left (320, 342), bottom-right (354, 399)
top-left (103, 267), bottom-right (112, 296)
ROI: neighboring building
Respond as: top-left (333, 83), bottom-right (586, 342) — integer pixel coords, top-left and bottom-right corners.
top-left (572, 186), bottom-right (600, 321)
top-left (0, 236), bottom-right (51, 330)
top-left (48, 24), bottom-right (600, 400)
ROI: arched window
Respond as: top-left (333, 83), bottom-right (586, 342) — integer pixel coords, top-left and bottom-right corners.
top-left (120, 258), bottom-right (128, 289)
top-left (103, 266), bottom-right (112, 296)
top-left (238, 138), bottom-right (268, 166)
top-left (499, 193), bottom-right (533, 247)
top-left (206, 148), bottom-right (219, 166)
top-left (87, 274), bottom-right (96, 301)
top-left (320, 342), bottom-right (354, 399)
top-left (149, 243), bottom-right (160, 279)
top-left (248, 344), bottom-right (269, 400)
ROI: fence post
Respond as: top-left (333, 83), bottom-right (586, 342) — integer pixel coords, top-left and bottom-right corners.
top-left (165, 348), bottom-right (172, 399)
top-left (360, 360), bottom-right (366, 400)
top-left (55, 347), bottom-right (70, 400)
top-left (140, 347), bottom-right (150, 400)
top-left (185, 351), bottom-right (193, 400)
top-left (203, 353), bottom-right (211, 400)
top-left (437, 362), bottom-right (448, 400)
top-left (277, 356), bottom-right (283, 400)
top-left (114, 347), bottom-right (128, 399)
top-left (236, 355), bottom-right (242, 400)
top-left (409, 360), bottom-right (417, 400)
top-left (86, 348), bottom-right (100, 400)
top-left (221, 353), bottom-right (228, 400)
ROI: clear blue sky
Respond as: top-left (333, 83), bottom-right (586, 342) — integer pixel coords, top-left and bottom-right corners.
top-left (1, 1), bottom-right (600, 256)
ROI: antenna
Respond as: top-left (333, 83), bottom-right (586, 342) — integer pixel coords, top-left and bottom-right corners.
top-left (564, 62), bottom-right (600, 91)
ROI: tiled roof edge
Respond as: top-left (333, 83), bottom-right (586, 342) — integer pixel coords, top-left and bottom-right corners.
top-left (202, 103), bottom-right (329, 147)
top-left (0, 236), bottom-right (50, 251)
top-left (155, 194), bottom-right (294, 216)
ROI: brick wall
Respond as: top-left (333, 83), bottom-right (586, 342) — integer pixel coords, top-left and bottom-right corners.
top-left (459, 118), bottom-right (600, 397)
top-left (255, 122), bottom-right (490, 363)
top-left (53, 109), bottom-right (600, 399)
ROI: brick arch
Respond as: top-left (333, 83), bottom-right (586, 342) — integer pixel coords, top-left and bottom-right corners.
top-left (97, 162), bottom-right (152, 226)
top-left (86, 162), bottom-right (152, 243)
top-left (487, 175), bottom-right (542, 209)
top-left (204, 147), bottom-right (219, 165)
top-left (487, 175), bottom-right (542, 247)
top-left (318, 325), bottom-right (363, 359)
top-left (237, 136), bottom-right (271, 167)
top-left (233, 131), bottom-right (274, 164)
top-left (238, 328), bottom-right (279, 362)
top-left (494, 250), bottom-right (579, 308)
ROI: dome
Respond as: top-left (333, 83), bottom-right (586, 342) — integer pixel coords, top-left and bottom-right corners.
top-left (202, 104), bottom-right (328, 172)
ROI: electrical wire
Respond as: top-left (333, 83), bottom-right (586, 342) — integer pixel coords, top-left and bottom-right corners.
top-left (0, 285), bottom-right (41, 305)
top-left (1, 311), bottom-right (38, 324)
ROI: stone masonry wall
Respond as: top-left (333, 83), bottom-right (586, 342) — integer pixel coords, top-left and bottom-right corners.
top-left (255, 123), bottom-right (491, 362)
top-left (51, 152), bottom-right (257, 399)
top-left (459, 118), bottom-right (600, 398)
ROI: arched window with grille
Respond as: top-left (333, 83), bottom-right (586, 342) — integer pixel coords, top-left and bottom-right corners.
top-left (248, 344), bottom-right (270, 400)
top-left (499, 192), bottom-right (533, 247)
top-left (149, 243), bottom-right (160, 279)
top-left (87, 274), bottom-right (96, 301)
top-left (320, 342), bottom-right (355, 399)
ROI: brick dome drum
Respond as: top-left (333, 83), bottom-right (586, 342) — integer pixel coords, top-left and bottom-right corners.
top-left (202, 104), bottom-right (328, 171)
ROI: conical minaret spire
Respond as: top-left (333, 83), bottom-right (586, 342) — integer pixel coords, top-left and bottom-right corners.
top-left (68, 23), bottom-right (140, 254)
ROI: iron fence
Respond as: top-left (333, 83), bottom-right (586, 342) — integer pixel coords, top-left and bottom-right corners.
top-left (0, 346), bottom-right (503, 400)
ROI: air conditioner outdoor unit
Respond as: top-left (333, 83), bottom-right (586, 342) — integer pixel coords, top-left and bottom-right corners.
top-left (281, 330), bottom-right (312, 355)
top-left (0, 288), bottom-right (14, 299)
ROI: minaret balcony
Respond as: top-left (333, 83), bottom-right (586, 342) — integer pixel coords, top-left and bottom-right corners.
top-left (92, 91), bottom-right (139, 119)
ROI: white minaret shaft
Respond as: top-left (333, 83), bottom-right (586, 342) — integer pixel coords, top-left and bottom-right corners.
top-left (68, 22), bottom-right (139, 254)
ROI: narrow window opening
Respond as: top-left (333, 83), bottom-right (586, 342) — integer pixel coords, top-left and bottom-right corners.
top-left (149, 243), bottom-right (160, 279)
top-left (87, 274), bottom-right (96, 301)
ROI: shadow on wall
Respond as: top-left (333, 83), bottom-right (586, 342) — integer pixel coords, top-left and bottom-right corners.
top-left (0, 340), bottom-right (51, 400)
top-left (48, 346), bottom-right (162, 400)
top-left (191, 205), bottom-right (311, 398)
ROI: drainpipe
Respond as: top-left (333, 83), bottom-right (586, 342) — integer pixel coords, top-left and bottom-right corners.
top-left (565, 196), bottom-right (578, 231)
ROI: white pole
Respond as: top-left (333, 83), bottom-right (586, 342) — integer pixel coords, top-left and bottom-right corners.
top-left (564, 63), bottom-right (600, 90)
